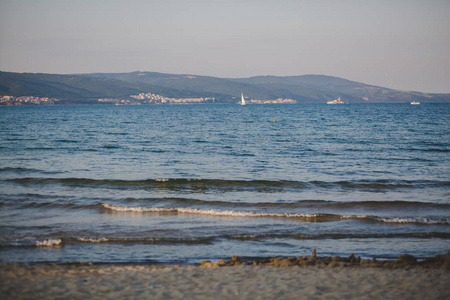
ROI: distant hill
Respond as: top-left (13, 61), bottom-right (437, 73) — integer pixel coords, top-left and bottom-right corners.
top-left (0, 71), bottom-right (213, 104)
top-left (83, 71), bottom-right (450, 103)
top-left (1, 71), bottom-right (449, 104)
top-left (231, 75), bottom-right (450, 103)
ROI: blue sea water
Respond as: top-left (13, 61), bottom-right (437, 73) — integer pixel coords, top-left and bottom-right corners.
top-left (0, 103), bottom-right (449, 265)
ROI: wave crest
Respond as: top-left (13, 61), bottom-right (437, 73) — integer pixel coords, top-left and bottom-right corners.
top-left (35, 239), bottom-right (62, 247)
top-left (101, 203), bottom-right (336, 219)
top-left (376, 217), bottom-right (450, 225)
top-left (8, 177), bottom-right (450, 191)
top-left (342, 215), bottom-right (450, 225)
top-left (102, 204), bottom-right (450, 225)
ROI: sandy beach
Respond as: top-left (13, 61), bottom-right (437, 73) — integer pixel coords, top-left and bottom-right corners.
top-left (2, 252), bottom-right (449, 300)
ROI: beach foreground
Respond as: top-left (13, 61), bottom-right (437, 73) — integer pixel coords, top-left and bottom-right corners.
top-left (1, 252), bottom-right (449, 300)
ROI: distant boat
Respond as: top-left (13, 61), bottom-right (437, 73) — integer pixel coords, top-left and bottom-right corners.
top-left (411, 101), bottom-right (420, 105)
top-left (240, 93), bottom-right (246, 105)
top-left (327, 97), bottom-right (344, 104)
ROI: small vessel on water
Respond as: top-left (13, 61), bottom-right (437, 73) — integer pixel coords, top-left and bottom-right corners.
top-left (411, 101), bottom-right (420, 105)
top-left (240, 93), bottom-right (246, 105)
top-left (327, 97), bottom-right (344, 104)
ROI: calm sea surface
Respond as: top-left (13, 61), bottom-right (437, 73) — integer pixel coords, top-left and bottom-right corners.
top-left (0, 103), bottom-right (449, 264)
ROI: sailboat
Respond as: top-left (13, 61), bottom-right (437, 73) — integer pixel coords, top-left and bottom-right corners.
top-left (240, 93), bottom-right (246, 105)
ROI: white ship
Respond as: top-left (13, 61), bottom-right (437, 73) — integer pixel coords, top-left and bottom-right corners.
top-left (327, 97), bottom-right (344, 104)
top-left (240, 93), bottom-right (246, 105)
top-left (411, 101), bottom-right (420, 105)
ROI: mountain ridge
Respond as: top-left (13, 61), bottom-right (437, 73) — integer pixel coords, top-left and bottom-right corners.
top-left (1, 71), bottom-right (449, 104)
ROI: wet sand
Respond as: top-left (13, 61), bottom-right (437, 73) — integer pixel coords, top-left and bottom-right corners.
top-left (1, 252), bottom-right (449, 300)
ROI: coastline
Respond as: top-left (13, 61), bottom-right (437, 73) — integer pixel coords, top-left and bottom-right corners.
top-left (2, 251), bottom-right (449, 300)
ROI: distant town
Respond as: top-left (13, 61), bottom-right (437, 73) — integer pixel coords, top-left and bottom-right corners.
top-left (0, 95), bottom-right (58, 105)
top-left (1, 93), bottom-right (296, 106)
top-left (101, 92), bottom-right (216, 105)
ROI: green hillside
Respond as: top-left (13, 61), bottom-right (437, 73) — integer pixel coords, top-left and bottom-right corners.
top-left (85, 72), bottom-right (450, 103)
top-left (0, 71), bottom-right (212, 103)
top-left (230, 75), bottom-right (450, 103)
top-left (1, 71), bottom-right (449, 104)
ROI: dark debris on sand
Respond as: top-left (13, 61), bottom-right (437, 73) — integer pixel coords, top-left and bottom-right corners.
top-left (200, 249), bottom-right (450, 270)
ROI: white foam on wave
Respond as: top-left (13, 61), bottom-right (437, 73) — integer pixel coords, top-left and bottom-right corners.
top-left (155, 178), bottom-right (202, 182)
top-left (377, 217), bottom-right (450, 225)
top-left (342, 215), bottom-right (450, 225)
top-left (35, 239), bottom-right (62, 247)
top-left (78, 237), bottom-right (109, 243)
top-left (341, 215), bottom-right (369, 219)
top-left (101, 203), bottom-right (322, 219)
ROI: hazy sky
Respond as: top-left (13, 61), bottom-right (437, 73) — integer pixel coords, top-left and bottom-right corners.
top-left (1, 0), bottom-right (449, 93)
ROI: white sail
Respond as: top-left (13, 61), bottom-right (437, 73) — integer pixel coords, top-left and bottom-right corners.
top-left (241, 93), bottom-right (246, 105)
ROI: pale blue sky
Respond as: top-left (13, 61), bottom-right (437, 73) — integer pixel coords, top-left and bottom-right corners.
top-left (1, 0), bottom-right (449, 93)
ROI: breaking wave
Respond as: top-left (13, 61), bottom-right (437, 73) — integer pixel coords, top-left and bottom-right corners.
top-left (101, 203), bottom-right (335, 220)
top-left (101, 204), bottom-right (450, 225)
top-left (35, 239), bottom-right (62, 247)
top-left (342, 215), bottom-right (450, 225)
top-left (7, 177), bottom-right (450, 192)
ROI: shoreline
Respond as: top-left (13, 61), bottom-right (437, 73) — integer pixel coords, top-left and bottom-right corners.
top-left (199, 249), bottom-right (450, 269)
top-left (1, 251), bottom-right (449, 300)
top-left (4, 249), bottom-right (448, 269)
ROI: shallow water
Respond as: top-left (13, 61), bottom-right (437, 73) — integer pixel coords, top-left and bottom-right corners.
top-left (0, 103), bottom-right (449, 264)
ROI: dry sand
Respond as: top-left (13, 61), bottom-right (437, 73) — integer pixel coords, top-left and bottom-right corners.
top-left (1, 262), bottom-right (449, 300)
